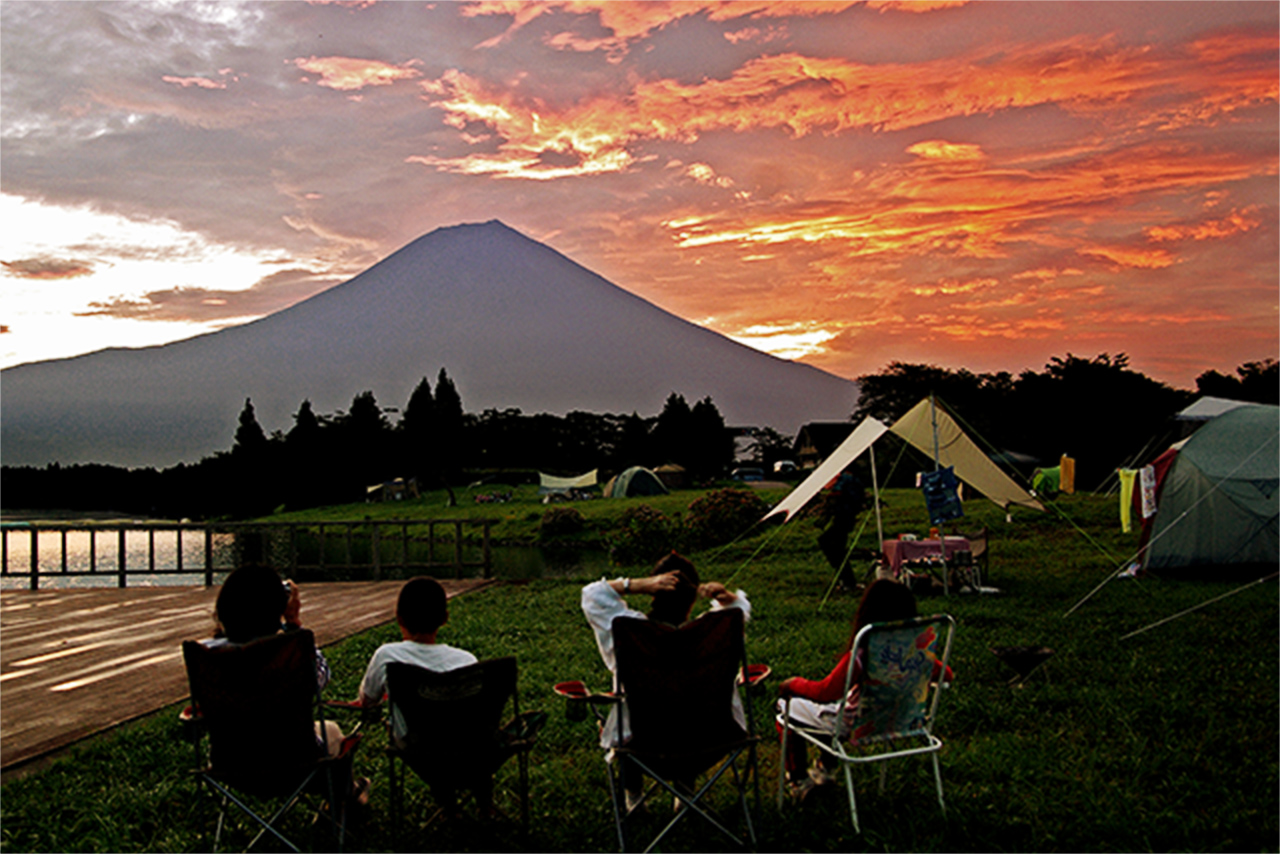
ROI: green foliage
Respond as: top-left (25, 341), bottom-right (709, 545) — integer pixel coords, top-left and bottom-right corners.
top-left (607, 504), bottom-right (677, 566)
top-left (682, 487), bottom-right (769, 550)
top-left (538, 506), bottom-right (586, 539)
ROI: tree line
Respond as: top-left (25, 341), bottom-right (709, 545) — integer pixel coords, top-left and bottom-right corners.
top-left (2, 354), bottom-right (1273, 519)
top-left (1, 368), bottom-right (735, 520)
top-left (852, 354), bottom-right (1278, 490)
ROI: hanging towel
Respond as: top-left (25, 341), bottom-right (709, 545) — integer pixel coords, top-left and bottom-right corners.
top-left (1059, 455), bottom-right (1076, 494)
top-left (1117, 468), bottom-right (1137, 532)
top-left (920, 466), bottom-right (964, 525)
top-left (1139, 464), bottom-right (1158, 519)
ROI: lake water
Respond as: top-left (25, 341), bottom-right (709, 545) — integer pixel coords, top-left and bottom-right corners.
top-left (1, 522), bottom-right (614, 590)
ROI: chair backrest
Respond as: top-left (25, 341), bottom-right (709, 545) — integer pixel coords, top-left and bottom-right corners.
top-left (386, 657), bottom-right (517, 780)
top-left (839, 614), bottom-right (955, 746)
top-left (965, 527), bottom-right (989, 560)
top-left (182, 630), bottom-right (321, 793)
top-left (612, 609), bottom-right (748, 756)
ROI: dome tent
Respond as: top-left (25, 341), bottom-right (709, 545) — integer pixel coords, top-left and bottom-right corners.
top-left (603, 466), bottom-right (669, 498)
top-left (1142, 404), bottom-right (1279, 576)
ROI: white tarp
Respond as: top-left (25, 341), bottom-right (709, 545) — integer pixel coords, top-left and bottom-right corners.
top-left (762, 397), bottom-right (1044, 524)
top-left (538, 469), bottom-right (598, 494)
top-left (763, 417), bottom-right (889, 522)
top-left (889, 398), bottom-right (1043, 511)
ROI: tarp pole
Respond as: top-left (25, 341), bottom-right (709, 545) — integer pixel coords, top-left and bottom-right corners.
top-left (870, 444), bottom-right (884, 551)
top-left (930, 394), bottom-right (949, 596)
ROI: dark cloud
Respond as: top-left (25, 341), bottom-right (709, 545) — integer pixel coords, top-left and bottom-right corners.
top-left (1, 257), bottom-right (95, 279)
top-left (74, 268), bottom-right (340, 322)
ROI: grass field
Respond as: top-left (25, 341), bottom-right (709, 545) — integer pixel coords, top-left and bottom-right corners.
top-left (1, 486), bottom-right (1276, 852)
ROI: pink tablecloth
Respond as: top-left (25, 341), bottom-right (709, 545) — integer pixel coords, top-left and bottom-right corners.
top-left (882, 537), bottom-right (971, 575)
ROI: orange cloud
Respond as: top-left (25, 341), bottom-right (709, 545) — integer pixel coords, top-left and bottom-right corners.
top-left (293, 56), bottom-right (423, 90)
top-left (907, 140), bottom-right (986, 162)
top-left (1078, 245), bottom-right (1176, 269)
top-left (161, 75), bottom-right (227, 90)
top-left (1145, 207), bottom-right (1262, 242)
top-left (2, 257), bottom-right (94, 279)
top-left (464, 1), bottom-right (860, 50)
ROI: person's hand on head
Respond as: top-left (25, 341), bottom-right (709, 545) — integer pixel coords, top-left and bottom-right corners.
top-left (698, 581), bottom-right (728, 600)
top-left (648, 571), bottom-right (684, 594)
top-left (282, 579), bottom-right (302, 626)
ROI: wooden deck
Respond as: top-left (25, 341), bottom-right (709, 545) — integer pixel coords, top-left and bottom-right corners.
top-left (0, 579), bottom-right (497, 773)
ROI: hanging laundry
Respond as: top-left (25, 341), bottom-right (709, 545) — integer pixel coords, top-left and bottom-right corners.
top-left (1139, 464), bottom-right (1158, 519)
top-left (920, 466), bottom-right (964, 525)
top-left (1059, 455), bottom-right (1076, 494)
top-left (1117, 468), bottom-right (1137, 532)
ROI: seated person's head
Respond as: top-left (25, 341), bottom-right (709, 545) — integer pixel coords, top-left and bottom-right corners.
top-left (648, 552), bottom-right (700, 626)
top-left (848, 578), bottom-right (918, 648)
top-left (216, 564), bottom-right (288, 643)
top-left (397, 576), bottom-right (449, 639)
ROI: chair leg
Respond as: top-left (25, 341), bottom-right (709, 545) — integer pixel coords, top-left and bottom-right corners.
top-left (605, 754), bottom-right (626, 853)
top-left (843, 763), bottom-right (861, 834)
top-left (931, 753), bottom-right (946, 817)
top-left (777, 715), bottom-right (790, 809)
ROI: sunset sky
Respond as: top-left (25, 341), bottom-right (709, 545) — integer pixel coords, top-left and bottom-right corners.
top-left (2, 0), bottom-right (1276, 389)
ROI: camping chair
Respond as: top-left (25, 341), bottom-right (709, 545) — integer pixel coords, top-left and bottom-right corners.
top-left (180, 630), bottom-right (363, 853)
top-left (961, 526), bottom-right (990, 586)
top-left (383, 657), bottom-right (545, 839)
top-left (604, 609), bottom-right (761, 853)
top-left (777, 614), bottom-right (956, 834)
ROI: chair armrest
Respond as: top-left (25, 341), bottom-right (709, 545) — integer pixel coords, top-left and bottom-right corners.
top-left (177, 704), bottom-right (205, 743)
top-left (324, 698), bottom-right (384, 726)
top-left (737, 663), bottom-right (772, 688)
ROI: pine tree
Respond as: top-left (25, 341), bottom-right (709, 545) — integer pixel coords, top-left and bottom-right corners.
top-left (433, 368), bottom-right (465, 504)
top-left (233, 398), bottom-right (268, 456)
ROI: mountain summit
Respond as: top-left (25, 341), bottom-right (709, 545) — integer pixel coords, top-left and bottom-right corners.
top-left (2, 221), bottom-right (857, 467)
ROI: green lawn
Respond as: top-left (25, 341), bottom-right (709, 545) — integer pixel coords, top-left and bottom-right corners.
top-left (2, 489), bottom-right (1276, 852)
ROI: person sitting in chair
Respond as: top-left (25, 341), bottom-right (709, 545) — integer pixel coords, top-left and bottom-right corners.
top-left (581, 552), bottom-right (751, 810)
top-left (357, 576), bottom-right (484, 814)
top-left (776, 578), bottom-right (952, 800)
top-left (202, 564), bottom-right (367, 800)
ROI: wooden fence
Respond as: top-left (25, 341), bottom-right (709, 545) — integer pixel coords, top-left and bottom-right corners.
top-left (0, 519), bottom-right (498, 589)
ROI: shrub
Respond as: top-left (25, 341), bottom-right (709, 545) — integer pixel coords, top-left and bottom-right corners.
top-left (539, 506), bottom-right (585, 539)
top-left (682, 487), bottom-right (770, 550)
top-left (608, 505), bottom-right (677, 566)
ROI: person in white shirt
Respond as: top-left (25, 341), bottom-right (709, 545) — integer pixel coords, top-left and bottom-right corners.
top-left (580, 552), bottom-right (751, 811)
top-left (357, 576), bottom-right (478, 741)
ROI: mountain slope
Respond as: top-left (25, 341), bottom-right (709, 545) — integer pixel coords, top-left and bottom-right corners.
top-left (1, 221), bottom-right (858, 467)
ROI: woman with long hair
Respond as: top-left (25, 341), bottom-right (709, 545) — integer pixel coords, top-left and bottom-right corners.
top-left (776, 579), bottom-right (947, 799)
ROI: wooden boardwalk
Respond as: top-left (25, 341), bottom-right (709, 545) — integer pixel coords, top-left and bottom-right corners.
top-left (0, 579), bottom-right (497, 772)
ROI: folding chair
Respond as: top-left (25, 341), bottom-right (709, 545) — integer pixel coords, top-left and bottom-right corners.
top-left (777, 614), bottom-right (956, 834)
top-left (962, 526), bottom-right (990, 585)
top-left (180, 630), bottom-right (362, 853)
top-left (384, 656), bottom-right (545, 839)
top-left (606, 609), bottom-right (760, 853)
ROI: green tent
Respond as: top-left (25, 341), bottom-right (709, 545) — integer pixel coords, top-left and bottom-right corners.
top-left (1143, 404), bottom-right (1279, 574)
top-left (603, 466), bottom-right (669, 498)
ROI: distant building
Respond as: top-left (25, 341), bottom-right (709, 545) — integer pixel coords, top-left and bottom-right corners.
top-left (793, 422), bottom-right (855, 469)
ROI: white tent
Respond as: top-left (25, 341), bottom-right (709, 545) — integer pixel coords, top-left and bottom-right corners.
top-left (764, 397), bottom-right (1042, 526)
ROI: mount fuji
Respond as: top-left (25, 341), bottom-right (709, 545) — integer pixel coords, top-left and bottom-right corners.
top-left (1, 221), bottom-right (858, 468)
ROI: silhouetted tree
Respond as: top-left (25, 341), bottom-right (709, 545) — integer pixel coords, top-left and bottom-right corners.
top-left (652, 392), bottom-right (693, 467)
top-left (1196, 358), bottom-right (1279, 405)
top-left (616, 412), bottom-right (653, 469)
top-left (400, 376), bottom-right (436, 487)
top-left (746, 427), bottom-right (794, 470)
top-left (433, 368), bottom-right (465, 504)
top-left (688, 396), bottom-right (734, 481)
top-left (233, 398), bottom-right (268, 456)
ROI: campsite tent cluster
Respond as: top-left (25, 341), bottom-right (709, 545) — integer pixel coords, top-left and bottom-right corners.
top-left (538, 466), bottom-right (669, 498)
top-left (763, 396), bottom-right (1277, 580)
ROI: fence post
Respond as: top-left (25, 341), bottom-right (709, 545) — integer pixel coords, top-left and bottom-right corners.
top-left (204, 528), bottom-right (214, 587)
top-left (483, 521), bottom-right (493, 579)
top-left (29, 528), bottom-right (38, 591)
top-left (118, 529), bottom-right (127, 588)
top-left (371, 522), bottom-right (382, 581)
top-left (454, 521), bottom-right (464, 579)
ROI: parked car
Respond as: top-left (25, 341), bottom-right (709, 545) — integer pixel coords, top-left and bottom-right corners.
top-left (731, 466), bottom-right (765, 482)
top-left (773, 460), bottom-right (797, 474)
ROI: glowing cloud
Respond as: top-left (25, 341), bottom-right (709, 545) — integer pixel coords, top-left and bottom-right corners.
top-left (293, 56), bottom-right (423, 90)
